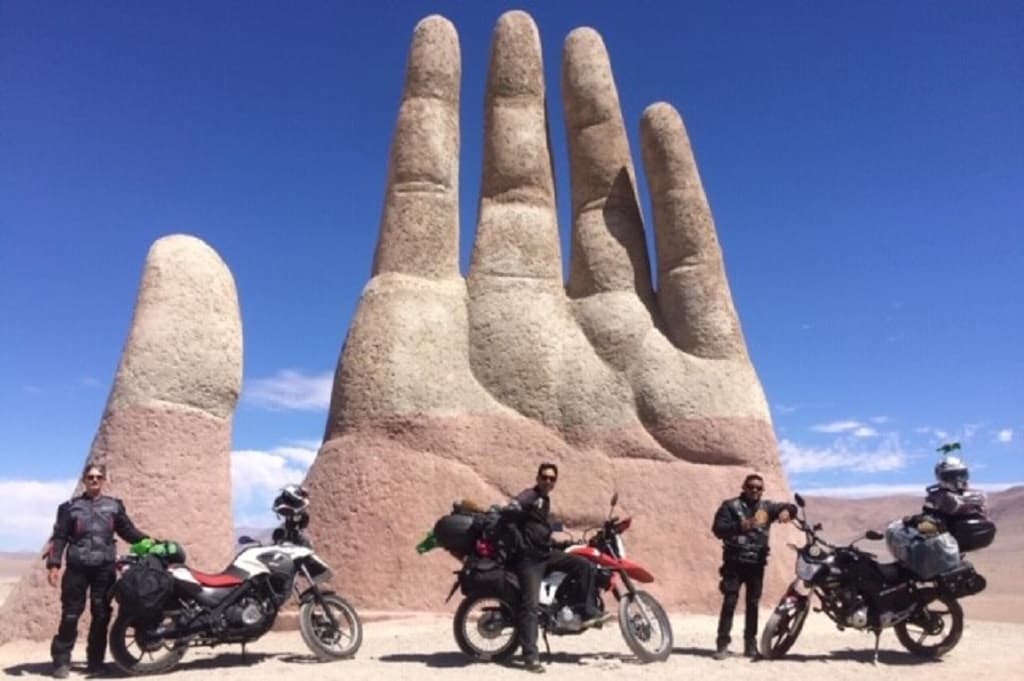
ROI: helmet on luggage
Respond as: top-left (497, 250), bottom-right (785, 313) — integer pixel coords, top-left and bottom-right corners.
top-left (934, 454), bottom-right (969, 492)
top-left (272, 484), bottom-right (310, 518)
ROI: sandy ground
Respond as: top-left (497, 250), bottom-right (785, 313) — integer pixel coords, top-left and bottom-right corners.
top-left (1, 609), bottom-right (1018, 680)
top-left (0, 579), bottom-right (16, 610)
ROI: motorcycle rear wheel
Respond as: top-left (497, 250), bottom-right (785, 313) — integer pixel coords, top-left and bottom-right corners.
top-left (299, 593), bottom-right (363, 660)
top-left (894, 594), bottom-right (963, 658)
top-left (618, 590), bottom-right (672, 662)
top-left (109, 613), bottom-right (188, 676)
top-left (453, 595), bottom-right (519, 662)
top-left (760, 599), bottom-right (809, 660)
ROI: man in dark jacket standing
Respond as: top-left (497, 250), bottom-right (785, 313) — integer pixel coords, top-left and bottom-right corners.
top-left (504, 463), bottom-right (603, 673)
top-left (46, 463), bottom-right (150, 678)
top-left (711, 473), bottom-right (795, 659)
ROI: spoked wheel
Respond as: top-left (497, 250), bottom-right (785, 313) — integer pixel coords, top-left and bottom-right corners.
top-left (109, 613), bottom-right (188, 675)
top-left (760, 598), bottom-right (810, 659)
top-left (895, 595), bottom-right (963, 658)
top-left (299, 593), bottom-right (363, 660)
top-left (618, 590), bottom-right (673, 662)
top-left (452, 596), bottom-right (519, 662)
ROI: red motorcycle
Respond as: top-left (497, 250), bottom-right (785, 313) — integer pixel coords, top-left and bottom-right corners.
top-left (420, 494), bottom-right (673, 663)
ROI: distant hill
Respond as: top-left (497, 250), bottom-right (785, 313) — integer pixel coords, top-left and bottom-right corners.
top-left (235, 527), bottom-right (275, 546)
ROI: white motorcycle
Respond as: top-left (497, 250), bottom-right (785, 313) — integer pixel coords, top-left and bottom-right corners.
top-left (109, 514), bottom-right (361, 675)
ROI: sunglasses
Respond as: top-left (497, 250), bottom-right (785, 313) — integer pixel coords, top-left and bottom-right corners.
top-left (539, 475), bottom-right (558, 483)
top-left (85, 475), bottom-right (105, 481)
top-left (744, 485), bottom-right (764, 492)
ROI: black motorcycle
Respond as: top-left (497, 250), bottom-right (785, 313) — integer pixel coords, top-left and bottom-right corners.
top-left (108, 514), bottom-right (362, 675)
top-left (760, 493), bottom-right (987, 662)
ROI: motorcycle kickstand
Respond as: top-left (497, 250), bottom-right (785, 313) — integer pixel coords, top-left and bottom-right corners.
top-left (543, 630), bottom-right (551, 661)
top-left (241, 642), bottom-right (247, 664)
top-left (871, 629), bottom-right (881, 665)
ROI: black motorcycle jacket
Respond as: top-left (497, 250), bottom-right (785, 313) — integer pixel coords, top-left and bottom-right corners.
top-left (502, 486), bottom-right (553, 560)
top-left (46, 494), bottom-right (147, 569)
top-left (712, 496), bottom-right (794, 565)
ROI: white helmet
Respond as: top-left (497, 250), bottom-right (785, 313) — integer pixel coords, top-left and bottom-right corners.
top-left (272, 484), bottom-right (310, 518)
top-left (934, 455), bottom-right (969, 492)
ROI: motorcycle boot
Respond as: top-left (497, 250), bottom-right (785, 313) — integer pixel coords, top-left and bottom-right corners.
top-left (713, 639), bottom-right (731, 660)
top-left (744, 639), bottom-right (760, 658)
top-left (523, 655), bottom-right (546, 673)
top-left (51, 664), bottom-right (70, 679)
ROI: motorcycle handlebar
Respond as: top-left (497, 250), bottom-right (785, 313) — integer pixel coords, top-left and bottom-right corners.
top-left (793, 513), bottom-right (875, 555)
top-left (793, 515), bottom-right (837, 550)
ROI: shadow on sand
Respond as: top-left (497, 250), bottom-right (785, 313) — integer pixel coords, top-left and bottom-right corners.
top-left (778, 647), bottom-right (940, 666)
top-left (672, 645), bottom-right (938, 666)
top-left (379, 650), bottom-right (636, 669)
top-left (378, 652), bottom-right (475, 668)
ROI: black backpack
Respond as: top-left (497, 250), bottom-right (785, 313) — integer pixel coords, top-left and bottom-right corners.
top-left (114, 555), bottom-right (175, 614)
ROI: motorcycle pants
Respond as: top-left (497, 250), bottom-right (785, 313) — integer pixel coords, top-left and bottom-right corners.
top-left (51, 564), bottom-right (117, 667)
top-left (716, 560), bottom-right (764, 648)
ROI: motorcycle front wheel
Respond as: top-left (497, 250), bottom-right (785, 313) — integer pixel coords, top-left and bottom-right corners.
top-left (109, 613), bottom-right (188, 676)
top-left (452, 595), bottom-right (519, 662)
top-left (618, 590), bottom-right (673, 662)
top-left (760, 598), bottom-right (810, 660)
top-left (299, 593), bottom-right (363, 660)
top-left (894, 594), bottom-right (963, 658)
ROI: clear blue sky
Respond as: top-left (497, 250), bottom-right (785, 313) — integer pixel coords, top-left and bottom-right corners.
top-left (1, 1), bottom-right (1021, 549)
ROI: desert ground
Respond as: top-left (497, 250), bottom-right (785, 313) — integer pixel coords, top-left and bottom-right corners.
top-left (1, 610), bottom-right (1020, 680)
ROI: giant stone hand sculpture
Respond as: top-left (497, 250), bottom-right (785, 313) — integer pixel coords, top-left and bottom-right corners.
top-left (0, 235), bottom-right (242, 642)
top-left (306, 11), bottom-right (790, 611)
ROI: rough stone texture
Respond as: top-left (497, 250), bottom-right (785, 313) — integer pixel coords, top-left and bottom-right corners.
top-left (0, 235), bottom-right (242, 642)
top-left (308, 11), bottom-right (793, 614)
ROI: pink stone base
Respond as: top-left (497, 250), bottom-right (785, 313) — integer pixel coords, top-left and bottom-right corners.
top-left (306, 414), bottom-right (792, 615)
top-left (0, 405), bottom-right (235, 643)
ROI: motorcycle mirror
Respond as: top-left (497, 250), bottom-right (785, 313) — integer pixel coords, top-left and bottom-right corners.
top-left (813, 522), bottom-right (823, 532)
top-left (610, 492), bottom-right (619, 509)
top-left (794, 493), bottom-right (805, 508)
top-left (237, 535), bottom-right (257, 545)
top-left (550, 521), bottom-right (565, 533)
top-left (865, 530), bottom-right (884, 541)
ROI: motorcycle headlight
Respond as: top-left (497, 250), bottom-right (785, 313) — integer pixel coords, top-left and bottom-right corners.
top-left (796, 555), bottom-right (822, 582)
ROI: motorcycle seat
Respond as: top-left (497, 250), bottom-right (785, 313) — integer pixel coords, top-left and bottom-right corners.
top-left (877, 562), bottom-right (902, 584)
top-left (188, 568), bottom-right (244, 588)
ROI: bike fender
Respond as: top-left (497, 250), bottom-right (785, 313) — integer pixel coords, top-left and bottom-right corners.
top-left (777, 592), bottom-right (808, 615)
top-left (299, 587), bottom-right (336, 605)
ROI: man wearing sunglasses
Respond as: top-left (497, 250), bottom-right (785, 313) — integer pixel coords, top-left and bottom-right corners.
top-left (503, 463), bottom-right (603, 673)
top-left (711, 473), bottom-right (796, 660)
top-left (45, 463), bottom-right (151, 678)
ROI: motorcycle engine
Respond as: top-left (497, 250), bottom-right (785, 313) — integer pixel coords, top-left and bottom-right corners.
top-left (824, 588), bottom-right (869, 630)
top-left (226, 596), bottom-right (269, 629)
top-left (845, 605), bottom-right (869, 629)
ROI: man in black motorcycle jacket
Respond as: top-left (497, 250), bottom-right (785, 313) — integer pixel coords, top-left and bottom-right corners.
top-left (45, 463), bottom-right (150, 678)
top-left (503, 463), bottom-right (603, 673)
top-left (711, 473), bottom-right (795, 660)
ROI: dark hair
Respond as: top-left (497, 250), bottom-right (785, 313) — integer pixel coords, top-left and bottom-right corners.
top-left (537, 462), bottom-right (559, 479)
top-left (81, 462), bottom-right (107, 480)
top-left (743, 473), bottom-right (764, 487)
